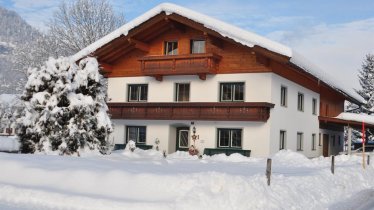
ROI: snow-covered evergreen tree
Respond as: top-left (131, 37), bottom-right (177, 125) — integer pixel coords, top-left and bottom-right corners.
top-left (356, 54), bottom-right (374, 112)
top-left (350, 54), bottom-right (374, 142)
top-left (17, 57), bottom-right (112, 155)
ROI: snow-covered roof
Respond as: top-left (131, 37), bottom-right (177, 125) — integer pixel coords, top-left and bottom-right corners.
top-left (73, 3), bottom-right (362, 103)
top-left (335, 112), bottom-right (374, 126)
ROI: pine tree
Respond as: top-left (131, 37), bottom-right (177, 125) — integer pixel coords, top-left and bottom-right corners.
top-left (351, 54), bottom-right (374, 142)
top-left (17, 57), bottom-right (112, 155)
top-left (356, 54), bottom-right (374, 113)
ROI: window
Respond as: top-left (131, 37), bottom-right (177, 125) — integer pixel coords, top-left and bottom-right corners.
top-left (175, 83), bottom-right (190, 102)
top-left (220, 83), bottom-right (244, 102)
top-left (297, 92), bottom-right (304, 111)
top-left (164, 41), bottom-right (178, 55)
top-left (191, 40), bottom-right (205, 54)
top-left (128, 84), bottom-right (148, 102)
top-left (280, 86), bottom-right (287, 107)
top-left (280, 130), bottom-right (286, 150)
top-left (338, 136), bottom-right (341, 146)
top-left (319, 133), bottom-right (322, 146)
top-left (126, 126), bottom-right (146, 144)
top-left (312, 134), bottom-right (316, 151)
top-left (217, 128), bottom-right (242, 148)
top-left (297, 132), bottom-right (303, 151)
top-left (332, 135), bottom-right (335, 146)
top-left (312, 98), bottom-right (317, 115)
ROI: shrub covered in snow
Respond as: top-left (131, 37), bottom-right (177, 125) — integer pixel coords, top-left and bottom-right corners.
top-left (17, 56), bottom-right (112, 155)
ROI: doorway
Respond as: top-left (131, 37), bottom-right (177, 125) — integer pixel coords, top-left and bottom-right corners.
top-left (323, 134), bottom-right (329, 157)
top-left (176, 127), bottom-right (189, 151)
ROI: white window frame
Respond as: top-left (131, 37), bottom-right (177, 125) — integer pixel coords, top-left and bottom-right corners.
top-left (218, 128), bottom-right (242, 148)
top-left (312, 98), bottom-right (317, 115)
top-left (219, 83), bottom-right (245, 102)
top-left (126, 126), bottom-right (146, 144)
top-left (280, 130), bottom-right (286, 150)
top-left (297, 92), bottom-right (304, 111)
top-left (178, 130), bottom-right (190, 148)
top-left (280, 86), bottom-right (287, 107)
top-left (175, 83), bottom-right (190, 102)
top-left (128, 84), bottom-right (148, 102)
top-left (297, 132), bottom-right (303, 151)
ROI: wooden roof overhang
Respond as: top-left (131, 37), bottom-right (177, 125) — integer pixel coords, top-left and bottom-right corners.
top-left (87, 11), bottom-right (359, 105)
top-left (319, 116), bottom-right (374, 129)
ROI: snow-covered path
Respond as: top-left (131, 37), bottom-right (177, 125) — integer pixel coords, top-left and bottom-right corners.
top-left (0, 150), bottom-right (373, 210)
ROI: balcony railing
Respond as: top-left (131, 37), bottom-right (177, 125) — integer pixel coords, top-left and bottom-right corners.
top-left (108, 102), bottom-right (274, 122)
top-left (139, 53), bottom-right (221, 80)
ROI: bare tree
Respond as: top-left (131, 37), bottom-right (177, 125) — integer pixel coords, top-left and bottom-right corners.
top-left (48, 0), bottom-right (125, 55)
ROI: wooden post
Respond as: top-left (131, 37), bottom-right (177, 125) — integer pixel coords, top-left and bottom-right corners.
top-left (368, 155), bottom-right (370, 166)
top-left (331, 155), bottom-right (335, 174)
top-left (266, 158), bottom-right (272, 186)
top-left (348, 126), bottom-right (352, 155)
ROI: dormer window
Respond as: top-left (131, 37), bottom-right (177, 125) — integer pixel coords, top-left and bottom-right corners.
top-left (191, 40), bottom-right (205, 54)
top-left (164, 41), bottom-right (178, 55)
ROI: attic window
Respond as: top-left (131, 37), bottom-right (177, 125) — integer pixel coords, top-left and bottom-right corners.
top-left (164, 41), bottom-right (178, 55)
top-left (191, 40), bottom-right (205, 54)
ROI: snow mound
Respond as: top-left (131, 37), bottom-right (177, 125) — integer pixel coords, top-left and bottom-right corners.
top-left (0, 136), bottom-right (19, 152)
top-left (272, 150), bottom-right (314, 167)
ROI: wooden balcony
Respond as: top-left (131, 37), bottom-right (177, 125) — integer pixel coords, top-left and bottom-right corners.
top-left (108, 102), bottom-right (274, 122)
top-left (139, 53), bottom-right (221, 81)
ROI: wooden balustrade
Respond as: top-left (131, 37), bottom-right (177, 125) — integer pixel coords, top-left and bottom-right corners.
top-left (108, 102), bottom-right (274, 122)
top-left (139, 53), bottom-right (221, 80)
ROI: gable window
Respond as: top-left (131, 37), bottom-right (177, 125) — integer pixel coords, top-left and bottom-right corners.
top-left (128, 84), bottom-right (148, 102)
top-left (220, 82), bottom-right (244, 102)
top-left (191, 40), bottom-right (205, 54)
top-left (164, 41), bottom-right (178, 55)
top-left (217, 128), bottom-right (242, 148)
top-left (126, 126), bottom-right (146, 144)
top-left (280, 130), bottom-right (286, 150)
top-left (312, 134), bottom-right (316, 151)
top-left (297, 92), bottom-right (304, 111)
top-left (280, 86), bottom-right (287, 107)
top-left (176, 83), bottom-right (190, 102)
top-left (312, 98), bottom-right (317, 115)
top-left (297, 132), bottom-right (303, 151)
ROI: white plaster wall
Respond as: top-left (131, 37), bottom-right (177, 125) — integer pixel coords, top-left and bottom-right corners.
top-left (269, 74), bottom-right (320, 158)
top-left (107, 73), bottom-right (272, 103)
top-left (110, 119), bottom-right (271, 157)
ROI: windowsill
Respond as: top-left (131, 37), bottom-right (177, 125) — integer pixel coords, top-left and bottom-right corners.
top-left (280, 105), bottom-right (287, 108)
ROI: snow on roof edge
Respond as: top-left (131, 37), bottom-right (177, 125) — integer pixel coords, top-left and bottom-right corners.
top-left (290, 52), bottom-right (363, 104)
top-left (72, 3), bottom-right (362, 104)
top-left (335, 112), bottom-right (374, 125)
top-left (72, 3), bottom-right (292, 61)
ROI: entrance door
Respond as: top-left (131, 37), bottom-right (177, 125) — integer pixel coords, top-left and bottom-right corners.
top-left (323, 134), bottom-right (329, 157)
top-left (176, 127), bottom-right (189, 151)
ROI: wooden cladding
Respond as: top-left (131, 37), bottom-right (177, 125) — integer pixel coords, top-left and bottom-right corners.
top-left (108, 102), bottom-right (274, 122)
top-left (139, 53), bottom-right (221, 80)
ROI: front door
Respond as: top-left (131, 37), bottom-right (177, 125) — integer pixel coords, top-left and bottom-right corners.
top-left (176, 127), bottom-right (189, 151)
top-left (323, 134), bottom-right (329, 157)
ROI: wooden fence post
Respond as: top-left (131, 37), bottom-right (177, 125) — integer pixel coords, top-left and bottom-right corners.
top-left (368, 155), bottom-right (370, 166)
top-left (331, 155), bottom-right (335, 174)
top-left (266, 158), bottom-right (272, 186)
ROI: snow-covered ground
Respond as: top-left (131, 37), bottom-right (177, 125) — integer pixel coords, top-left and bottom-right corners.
top-left (0, 149), bottom-right (373, 210)
top-left (0, 136), bottom-right (19, 152)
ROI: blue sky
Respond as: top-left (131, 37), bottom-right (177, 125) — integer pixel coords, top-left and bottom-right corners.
top-left (1, 0), bottom-right (374, 91)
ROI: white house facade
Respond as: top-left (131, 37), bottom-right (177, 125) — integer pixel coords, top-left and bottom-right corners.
top-left (74, 3), bottom-right (361, 157)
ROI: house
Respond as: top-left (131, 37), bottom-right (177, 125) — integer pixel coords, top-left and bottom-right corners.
top-left (74, 3), bottom-right (371, 157)
top-left (0, 94), bottom-right (23, 136)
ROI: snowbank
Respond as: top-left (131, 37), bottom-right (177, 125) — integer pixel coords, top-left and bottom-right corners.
top-left (0, 136), bottom-right (19, 152)
top-left (0, 150), bottom-right (373, 209)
